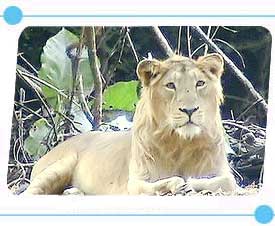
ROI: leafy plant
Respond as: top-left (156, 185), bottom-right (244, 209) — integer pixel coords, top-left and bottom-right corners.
top-left (103, 81), bottom-right (139, 112)
top-left (23, 118), bottom-right (52, 158)
top-left (38, 28), bottom-right (94, 112)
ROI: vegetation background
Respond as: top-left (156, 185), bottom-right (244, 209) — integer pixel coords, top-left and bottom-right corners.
top-left (8, 26), bottom-right (271, 194)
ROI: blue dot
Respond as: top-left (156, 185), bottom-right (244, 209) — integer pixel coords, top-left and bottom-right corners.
top-left (255, 205), bottom-right (274, 224)
top-left (3, 6), bottom-right (23, 25)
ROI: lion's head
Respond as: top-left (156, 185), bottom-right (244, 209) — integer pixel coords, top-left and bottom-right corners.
top-left (135, 54), bottom-right (224, 140)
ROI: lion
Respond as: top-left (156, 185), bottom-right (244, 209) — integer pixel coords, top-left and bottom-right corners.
top-left (24, 53), bottom-right (237, 195)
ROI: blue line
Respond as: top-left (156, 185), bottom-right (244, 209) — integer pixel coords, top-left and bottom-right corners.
top-left (18, 14), bottom-right (275, 18)
top-left (0, 213), bottom-right (255, 217)
top-left (1, 14), bottom-right (275, 18)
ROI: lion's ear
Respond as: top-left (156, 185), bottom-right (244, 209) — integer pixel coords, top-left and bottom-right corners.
top-left (136, 59), bottom-right (162, 86)
top-left (197, 53), bottom-right (224, 78)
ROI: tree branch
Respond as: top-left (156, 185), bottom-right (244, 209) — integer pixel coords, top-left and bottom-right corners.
top-left (84, 27), bottom-right (103, 129)
top-left (191, 26), bottom-right (267, 113)
top-left (176, 26), bottom-right (182, 55)
top-left (151, 27), bottom-right (174, 57)
top-left (126, 28), bottom-right (139, 63)
top-left (187, 26), bottom-right (192, 57)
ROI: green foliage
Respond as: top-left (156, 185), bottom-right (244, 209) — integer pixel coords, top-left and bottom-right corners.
top-left (23, 28), bottom-right (98, 158)
top-left (38, 28), bottom-right (94, 112)
top-left (103, 81), bottom-right (139, 112)
top-left (23, 118), bottom-right (52, 158)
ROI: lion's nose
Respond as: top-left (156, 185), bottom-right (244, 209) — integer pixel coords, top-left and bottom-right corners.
top-left (178, 107), bottom-right (199, 117)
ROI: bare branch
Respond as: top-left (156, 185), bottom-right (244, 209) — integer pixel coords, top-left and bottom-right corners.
top-left (100, 27), bottom-right (126, 88)
top-left (66, 28), bottom-right (95, 130)
top-left (191, 26), bottom-right (267, 113)
top-left (177, 26), bottom-right (182, 55)
top-left (151, 27), bottom-right (174, 57)
top-left (18, 54), bottom-right (39, 74)
top-left (14, 101), bottom-right (44, 120)
top-left (222, 26), bottom-right (237, 33)
top-left (204, 26), bottom-right (211, 55)
top-left (187, 27), bottom-right (192, 58)
top-left (210, 26), bottom-right (220, 40)
top-left (118, 29), bottom-right (127, 63)
top-left (84, 27), bottom-right (103, 129)
top-left (68, 29), bottom-right (85, 117)
top-left (191, 43), bottom-right (206, 58)
top-left (126, 28), bottom-right (139, 63)
top-left (213, 38), bottom-right (246, 69)
top-left (235, 98), bottom-right (264, 121)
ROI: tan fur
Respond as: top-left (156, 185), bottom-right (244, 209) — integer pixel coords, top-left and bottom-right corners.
top-left (24, 54), bottom-right (236, 195)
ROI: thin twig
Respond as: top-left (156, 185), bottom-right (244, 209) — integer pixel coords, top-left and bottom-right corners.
top-left (235, 98), bottom-right (264, 121)
top-left (11, 137), bottom-right (28, 184)
top-left (33, 86), bottom-right (58, 141)
top-left (204, 26), bottom-right (211, 55)
top-left (18, 54), bottom-right (39, 74)
top-left (63, 28), bottom-right (87, 135)
top-left (19, 73), bottom-right (58, 140)
top-left (100, 27), bottom-right (127, 89)
top-left (118, 29), bottom-right (127, 63)
top-left (187, 27), bottom-right (192, 58)
top-left (213, 38), bottom-right (246, 68)
top-left (177, 26), bottom-right (182, 55)
top-left (230, 110), bottom-right (235, 120)
top-left (14, 101), bottom-right (45, 120)
top-left (222, 120), bottom-right (254, 133)
top-left (191, 26), bottom-right (268, 113)
top-left (18, 88), bottom-right (25, 158)
top-left (225, 95), bottom-right (251, 103)
top-left (151, 27), bottom-right (174, 57)
top-left (222, 26), bottom-right (237, 33)
top-left (96, 27), bottom-right (113, 49)
top-left (19, 89), bottom-right (28, 164)
top-left (77, 73), bottom-right (95, 128)
top-left (12, 138), bottom-right (19, 165)
top-left (55, 111), bottom-right (82, 133)
top-left (16, 67), bottom-right (42, 93)
top-left (192, 26), bottom-right (219, 58)
top-left (8, 163), bottom-right (35, 167)
top-left (17, 69), bottom-right (80, 108)
top-left (191, 43), bottom-right (206, 58)
top-left (210, 26), bottom-right (220, 39)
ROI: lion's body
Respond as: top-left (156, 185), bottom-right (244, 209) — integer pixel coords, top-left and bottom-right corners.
top-left (25, 54), bottom-right (237, 195)
top-left (29, 131), bottom-right (131, 194)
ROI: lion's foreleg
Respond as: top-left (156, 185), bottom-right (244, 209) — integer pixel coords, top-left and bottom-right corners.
top-left (187, 174), bottom-right (236, 192)
top-left (128, 176), bottom-right (186, 195)
top-left (24, 153), bottom-right (78, 195)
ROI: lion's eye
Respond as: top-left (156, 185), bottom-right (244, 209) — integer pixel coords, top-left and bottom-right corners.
top-left (196, 80), bottom-right (206, 87)
top-left (166, 82), bottom-right (176, 90)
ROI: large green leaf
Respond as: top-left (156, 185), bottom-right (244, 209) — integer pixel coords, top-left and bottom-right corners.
top-left (38, 28), bottom-right (94, 111)
top-left (103, 81), bottom-right (139, 112)
top-left (23, 118), bottom-right (52, 158)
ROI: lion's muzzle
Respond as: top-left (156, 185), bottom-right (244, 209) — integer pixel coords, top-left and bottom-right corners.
top-left (178, 106), bottom-right (199, 122)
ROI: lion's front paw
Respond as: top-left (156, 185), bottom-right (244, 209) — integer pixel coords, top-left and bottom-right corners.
top-left (166, 176), bottom-right (186, 194)
top-left (155, 176), bottom-right (189, 195)
top-left (187, 175), bottom-right (237, 193)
